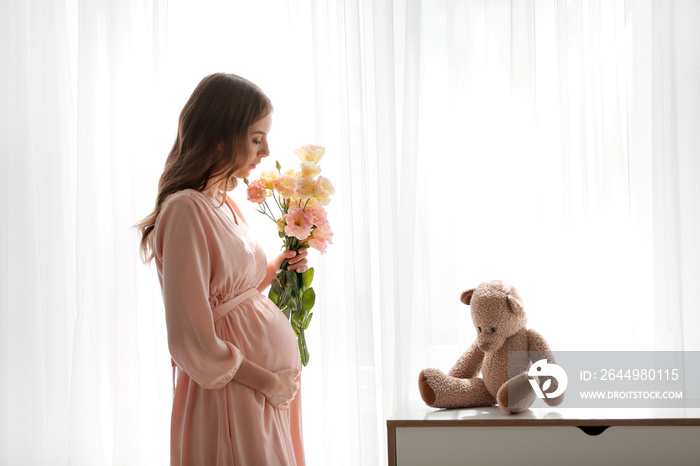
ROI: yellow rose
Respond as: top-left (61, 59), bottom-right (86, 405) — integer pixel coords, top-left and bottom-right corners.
top-left (296, 176), bottom-right (316, 199)
top-left (304, 196), bottom-right (321, 210)
top-left (313, 176), bottom-right (335, 206)
top-left (295, 144), bottom-right (326, 164)
top-left (300, 160), bottom-right (322, 177)
top-left (276, 218), bottom-right (286, 233)
top-left (284, 168), bottom-right (301, 179)
top-left (260, 170), bottom-right (279, 190)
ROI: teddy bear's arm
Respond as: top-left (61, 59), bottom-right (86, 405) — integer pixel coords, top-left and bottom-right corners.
top-left (527, 329), bottom-right (554, 361)
top-left (527, 329), bottom-right (565, 406)
top-left (447, 341), bottom-right (484, 379)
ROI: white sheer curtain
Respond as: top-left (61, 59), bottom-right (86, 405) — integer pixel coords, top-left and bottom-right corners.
top-left (650, 0), bottom-right (700, 351)
top-left (1, 1), bottom-right (698, 465)
top-left (1, 1), bottom-right (172, 464)
top-left (308, 2), bottom-right (699, 464)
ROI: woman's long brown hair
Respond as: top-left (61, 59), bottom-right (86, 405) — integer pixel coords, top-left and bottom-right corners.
top-left (136, 73), bottom-right (273, 262)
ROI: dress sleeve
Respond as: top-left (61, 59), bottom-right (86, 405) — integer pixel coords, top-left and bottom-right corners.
top-left (155, 196), bottom-right (244, 390)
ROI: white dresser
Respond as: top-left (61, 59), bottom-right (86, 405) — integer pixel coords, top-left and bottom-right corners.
top-left (387, 403), bottom-right (700, 465)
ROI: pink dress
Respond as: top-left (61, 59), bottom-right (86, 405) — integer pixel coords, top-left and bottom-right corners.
top-left (154, 189), bottom-right (304, 466)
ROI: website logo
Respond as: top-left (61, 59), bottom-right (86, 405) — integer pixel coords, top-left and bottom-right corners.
top-left (528, 359), bottom-right (568, 398)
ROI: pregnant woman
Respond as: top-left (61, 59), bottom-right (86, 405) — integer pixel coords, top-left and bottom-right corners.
top-left (137, 73), bottom-right (307, 465)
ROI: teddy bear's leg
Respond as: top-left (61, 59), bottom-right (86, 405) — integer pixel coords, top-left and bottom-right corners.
top-left (419, 368), bottom-right (496, 409)
top-left (496, 372), bottom-right (536, 414)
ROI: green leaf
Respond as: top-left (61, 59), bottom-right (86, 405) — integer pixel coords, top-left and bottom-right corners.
top-left (271, 277), bottom-right (283, 296)
top-left (292, 310), bottom-right (305, 328)
top-left (301, 268), bottom-right (314, 289)
top-left (281, 307), bottom-right (291, 320)
top-left (286, 270), bottom-right (299, 291)
top-left (278, 287), bottom-right (292, 308)
top-left (303, 312), bottom-right (313, 330)
top-left (301, 288), bottom-right (315, 312)
top-left (288, 297), bottom-right (299, 313)
top-left (268, 288), bottom-right (278, 305)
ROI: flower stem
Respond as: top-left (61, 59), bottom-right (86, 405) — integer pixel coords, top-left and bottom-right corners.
top-left (261, 201), bottom-right (277, 222)
top-left (273, 194), bottom-right (284, 214)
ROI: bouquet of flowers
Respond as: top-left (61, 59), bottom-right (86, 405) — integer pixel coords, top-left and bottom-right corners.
top-left (245, 144), bottom-right (334, 366)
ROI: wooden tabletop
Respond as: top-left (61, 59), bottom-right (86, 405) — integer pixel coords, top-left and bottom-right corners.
top-left (388, 402), bottom-right (700, 428)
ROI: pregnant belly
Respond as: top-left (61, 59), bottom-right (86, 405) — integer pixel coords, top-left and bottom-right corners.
top-left (214, 294), bottom-right (300, 372)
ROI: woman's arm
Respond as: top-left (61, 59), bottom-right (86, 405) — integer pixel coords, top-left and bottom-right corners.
top-left (233, 359), bottom-right (300, 408)
top-left (157, 197), bottom-right (249, 389)
top-left (258, 248), bottom-right (309, 292)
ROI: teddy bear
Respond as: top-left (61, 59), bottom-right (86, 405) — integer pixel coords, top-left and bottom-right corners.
top-left (418, 280), bottom-right (564, 413)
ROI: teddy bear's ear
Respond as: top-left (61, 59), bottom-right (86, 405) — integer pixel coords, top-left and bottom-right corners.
top-left (460, 289), bottom-right (475, 305)
top-left (506, 294), bottom-right (524, 314)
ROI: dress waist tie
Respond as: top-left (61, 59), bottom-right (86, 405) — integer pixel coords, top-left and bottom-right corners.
top-left (212, 287), bottom-right (260, 322)
top-left (171, 287), bottom-right (260, 392)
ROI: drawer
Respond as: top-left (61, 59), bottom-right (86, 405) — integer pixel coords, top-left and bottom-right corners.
top-left (393, 425), bottom-right (700, 465)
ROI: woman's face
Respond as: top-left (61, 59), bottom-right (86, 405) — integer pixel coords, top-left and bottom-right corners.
top-left (233, 113), bottom-right (273, 179)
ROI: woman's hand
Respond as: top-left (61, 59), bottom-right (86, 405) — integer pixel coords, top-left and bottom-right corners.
top-left (283, 248), bottom-right (309, 273)
top-left (258, 248), bottom-right (311, 292)
top-left (233, 359), bottom-right (300, 408)
top-left (263, 368), bottom-right (301, 408)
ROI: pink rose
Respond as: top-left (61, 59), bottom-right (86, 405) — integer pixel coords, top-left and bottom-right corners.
top-left (314, 222), bottom-right (333, 240)
top-left (246, 179), bottom-right (267, 204)
top-left (284, 206), bottom-right (314, 241)
top-left (307, 222), bottom-right (333, 254)
top-left (307, 237), bottom-right (329, 254)
top-left (308, 223), bottom-right (333, 254)
top-left (274, 174), bottom-right (298, 199)
top-left (306, 204), bottom-right (328, 226)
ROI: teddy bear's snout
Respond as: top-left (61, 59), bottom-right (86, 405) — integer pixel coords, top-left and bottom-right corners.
top-left (477, 327), bottom-right (503, 352)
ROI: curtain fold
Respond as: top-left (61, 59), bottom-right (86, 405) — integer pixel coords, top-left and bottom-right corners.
top-left (1, 1), bottom-right (698, 465)
top-left (651, 0), bottom-right (700, 351)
